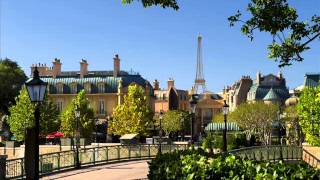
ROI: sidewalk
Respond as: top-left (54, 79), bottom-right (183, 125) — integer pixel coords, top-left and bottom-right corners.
top-left (41, 160), bottom-right (149, 180)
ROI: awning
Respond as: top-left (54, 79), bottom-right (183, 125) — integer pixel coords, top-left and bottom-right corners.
top-left (205, 122), bottom-right (240, 132)
top-left (119, 134), bottom-right (138, 140)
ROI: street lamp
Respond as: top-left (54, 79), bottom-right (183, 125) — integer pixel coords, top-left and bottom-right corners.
top-left (75, 106), bottom-right (81, 169)
top-left (222, 100), bottom-right (229, 152)
top-left (189, 94), bottom-right (198, 144)
top-left (25, 67), bottom-right (47, 180)
top-left (159, 110), bottom-right (163, 153)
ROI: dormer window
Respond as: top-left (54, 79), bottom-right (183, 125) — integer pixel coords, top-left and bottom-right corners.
top-left (57, 83), bottom-right (64, 94)
top-left (84, 82), bottom-right (91, 93)
top-left (98, 83), bottom-right (105, 93)
top-left (70, 83), bottom-right (77, 94)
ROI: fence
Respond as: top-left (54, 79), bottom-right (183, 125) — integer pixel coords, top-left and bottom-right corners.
top-left (5, 144), bottom-right (188, 179)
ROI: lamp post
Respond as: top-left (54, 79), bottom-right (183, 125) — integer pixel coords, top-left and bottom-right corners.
top-left (25, 67), bottom-right (47, 180)
top-left (189, 94), bottom-right (198, 144)
top-left (106, 116), bottom-right (110, 143)
top-left (222, 100), bottom-right (229, 152)
top-left (75, 106), bottom-right (81, 169)
top-left (277, 111), bottom-right (283, 161)
top-left (159, 111), bottom-right (163, 153)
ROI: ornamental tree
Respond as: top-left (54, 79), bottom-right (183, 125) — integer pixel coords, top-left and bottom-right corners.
top-left (296, 86), bottom-right (320, 146)
top-left (7, 87), bottom-right (60, 141)
top-left (60, 90), bottom-right (95, 138)
top-left (230, 101), bottom-right (278, 145)
top-left (160, 110), bottom-right (190, 137)
top-left (109, 84), bottom-right (153, 136)
top-left (228, 0), bottom-right (320, 67)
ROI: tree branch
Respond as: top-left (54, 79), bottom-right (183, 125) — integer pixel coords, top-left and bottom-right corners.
top-left (302, 32), bottom-right (320, 47)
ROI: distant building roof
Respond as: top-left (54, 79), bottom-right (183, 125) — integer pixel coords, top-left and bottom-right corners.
top-left (304, 73), bottom-right (320, 88)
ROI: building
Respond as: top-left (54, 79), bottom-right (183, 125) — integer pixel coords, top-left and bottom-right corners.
top-left (153, 78), bottom-right (189, 113)
top-left (223, 76), bottom-right (253, 111)
top-left (31, 55), bottom-right (154, 120)
top-left (247, 71), bottom-right (290, 105)
top-left (194, 92), bottom-right (224, 135)
top-left (303, 73), bottom-right (320, 88)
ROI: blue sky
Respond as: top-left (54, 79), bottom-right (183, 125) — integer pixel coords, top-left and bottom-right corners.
top-left (1, 0), bottom-right (319, 92)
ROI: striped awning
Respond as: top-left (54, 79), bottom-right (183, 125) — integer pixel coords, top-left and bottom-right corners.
top-left (205, 122), bottom-right (240, 131)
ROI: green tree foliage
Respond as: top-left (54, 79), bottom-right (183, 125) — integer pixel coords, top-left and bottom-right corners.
top-left (60, 90), bottom-right (95, 138)
top-left (121, 0), bottom-right (179, 10)
top-left (0, 58), bottom-right (26, 114)
top-left (230, 102), bottom-right (278, 145)
top-left (228, 0), bottom-right (320, 67)
top-left (160, 110), bottom-right (189, 136)
top-left (296, 86), bottom-right (320, 146)
top-left (109, 84), bottom-right (153, 136)
top-left (7, 87), bottom-right (60, 141)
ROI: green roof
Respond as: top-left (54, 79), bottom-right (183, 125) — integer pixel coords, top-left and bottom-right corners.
top-left (263, 88), bottom-right (279, 101)
top-left (248, 84), bottom-right (289, 101)
top-left (304, 74), bottom-right (320, 88)
top-left (205, 122), bottom-right (240, 132)
top-left (42, 74), bottom-right (153, 95)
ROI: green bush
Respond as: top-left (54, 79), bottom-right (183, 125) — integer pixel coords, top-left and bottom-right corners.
top-left (148, 150), bottom-right (320, 179)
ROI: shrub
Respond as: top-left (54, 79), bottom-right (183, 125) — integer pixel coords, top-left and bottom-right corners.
top-left (148, 150), bottom-right (320, 179)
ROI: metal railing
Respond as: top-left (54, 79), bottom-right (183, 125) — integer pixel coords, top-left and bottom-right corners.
top-left (5, 144), bottom-right (189, 179)
top-left (228, 145), bottom-right (303, 162)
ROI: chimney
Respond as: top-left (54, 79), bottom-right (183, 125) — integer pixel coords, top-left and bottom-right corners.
top-left (153, 79), bottom-right (159, 90)
top-left (256, 71), bottom-right (261, 85)
top-left (31, 63), bottom-right (47, 77)
top-left (278, 70), bottom-right (283, 79)
top-left (113, 54), bottom-right (120, 77)
top-left (80, 59), bottom-right (88, 78)
top-left (52, 58), bottom-right (62, 78)
top-left (167, 78), bottom-right (174, 89)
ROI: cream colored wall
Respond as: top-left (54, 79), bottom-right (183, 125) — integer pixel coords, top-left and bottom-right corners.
top-left (49, 94), bottom-right (118, 117)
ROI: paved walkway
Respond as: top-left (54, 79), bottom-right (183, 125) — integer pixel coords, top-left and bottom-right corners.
top-left (41, 160), bottom-right (149, 180)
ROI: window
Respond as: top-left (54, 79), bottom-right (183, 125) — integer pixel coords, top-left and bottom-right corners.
top-left (57, 83), bottom-right (63, 94)
top-left (70, 83), bottom-right (77, 94)
top-left (98, 83), bottom-right (105, 93)
top-left (162, 94), bottom-right (166, 100)
top-left (84, 83), bottom-right (91, 93)
top-left (56, 101), bottom-right (63, 112)
top-left (99, 99), bottom-right (105, 115)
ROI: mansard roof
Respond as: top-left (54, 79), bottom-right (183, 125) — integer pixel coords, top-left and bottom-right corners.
top-left (304, 73), bottom-right (320, 88)
top-left (42, 74), bottom-right (153, 95)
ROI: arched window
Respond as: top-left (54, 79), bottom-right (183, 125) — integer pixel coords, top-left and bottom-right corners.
top-left (57, 83), bottom-right (64, 94)
top-left (98, 83), bottom-right (105, 93)
top-left (84, 82), bottom-right (91, 93)
top-left (70, 83), bottom-right (77, 94)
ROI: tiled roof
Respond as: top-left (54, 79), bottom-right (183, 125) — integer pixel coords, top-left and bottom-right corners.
top-left (249, 84), bottom-right (289, 101)
top-left (304, 74), bottom-right (320, 88)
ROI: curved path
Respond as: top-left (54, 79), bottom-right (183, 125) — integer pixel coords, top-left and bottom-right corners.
top-left (41, 160), bottom-right (149, 180)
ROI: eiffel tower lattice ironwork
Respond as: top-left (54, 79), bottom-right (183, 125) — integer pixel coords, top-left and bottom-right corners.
top-left (194, 34), bottom-right (207, 94)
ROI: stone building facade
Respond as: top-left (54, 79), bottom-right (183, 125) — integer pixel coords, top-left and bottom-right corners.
top-left (223, 76), bottom-right (253, 112)
top-left (153, 79), bottom-right (189, 113)
top-left (31, 55), bottom-right (154, 120)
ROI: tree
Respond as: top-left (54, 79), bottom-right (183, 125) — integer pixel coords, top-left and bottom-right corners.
top-left (121, 0), bottom-right (179, 10)
top-left (296, 86), bottom-right (320, 146)
top-left (230, 102), bottom-right (278, 145)
top-left (60, 90), bottom-right (95, 138)
top-left (0, 58), bottom-right (26, 114)
top-left (109, 84), bottom-right (153, 136)
top-left (7, 87), bottom-right (60, 141)
top-left (228, 0), bottom-right (320, 67)
top-left (160, 110), bottom-right (189, 137)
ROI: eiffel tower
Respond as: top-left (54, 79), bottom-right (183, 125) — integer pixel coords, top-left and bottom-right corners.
top-left (193, 34), bottom-right (207, 94)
